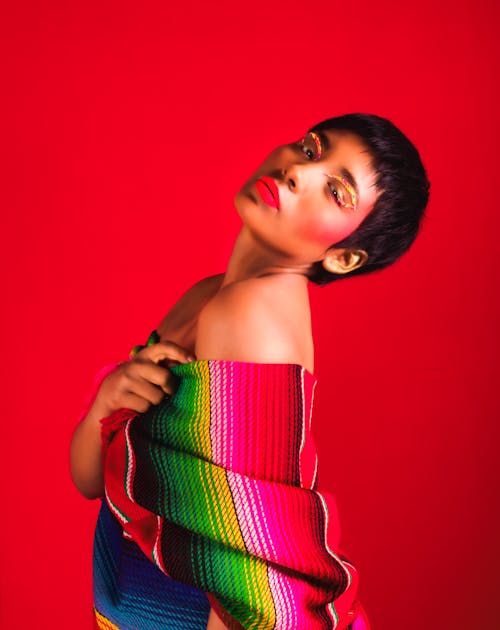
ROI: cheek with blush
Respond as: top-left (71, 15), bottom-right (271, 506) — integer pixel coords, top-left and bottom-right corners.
top-left (299, 213), bottom-right (361, 250)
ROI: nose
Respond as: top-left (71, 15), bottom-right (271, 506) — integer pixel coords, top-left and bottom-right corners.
top-left (281, 162), bottom-right (312, 193)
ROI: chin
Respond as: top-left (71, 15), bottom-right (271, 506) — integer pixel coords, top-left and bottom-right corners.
top-left (234, 188), bottom-right (257, 220)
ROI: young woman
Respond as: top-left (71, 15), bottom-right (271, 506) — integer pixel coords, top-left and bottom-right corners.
top-left (71, 113), bottom-right (429, 630)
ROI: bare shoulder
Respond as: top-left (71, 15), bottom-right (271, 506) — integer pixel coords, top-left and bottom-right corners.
top-left (157, 274), bottom-right (224, 339)
top-left (196, 276), bottom-right (312, 367)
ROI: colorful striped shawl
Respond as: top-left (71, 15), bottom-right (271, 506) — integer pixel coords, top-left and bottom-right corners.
top-left (94, 353), bottom-right (368, 629)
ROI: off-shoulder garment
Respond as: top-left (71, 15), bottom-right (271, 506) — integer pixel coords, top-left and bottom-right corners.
top-left (91, 332), bottom-right (368, 629)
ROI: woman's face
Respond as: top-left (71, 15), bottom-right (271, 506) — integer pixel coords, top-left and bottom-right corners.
top-left (234, 129), bottom-right (380, 265)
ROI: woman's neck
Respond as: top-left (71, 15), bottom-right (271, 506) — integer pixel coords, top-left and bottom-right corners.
top-left (221, 227), bottom-right (312, 288)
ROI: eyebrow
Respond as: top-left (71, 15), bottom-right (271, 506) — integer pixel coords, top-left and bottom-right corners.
top-left (313, 129), bottom-right (360, 198)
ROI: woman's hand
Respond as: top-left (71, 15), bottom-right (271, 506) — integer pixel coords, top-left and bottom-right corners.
top-left (70, 340), bottom-right (195, 500)
top-left (95, 341), bottom-right (196, 417)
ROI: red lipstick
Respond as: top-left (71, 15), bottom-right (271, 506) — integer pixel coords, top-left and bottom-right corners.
top-left (255, 177), bottom-right (280, 209)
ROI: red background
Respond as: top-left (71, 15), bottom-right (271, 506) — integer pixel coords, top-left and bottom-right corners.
top-left (2, 1), bottom-right (499, 628)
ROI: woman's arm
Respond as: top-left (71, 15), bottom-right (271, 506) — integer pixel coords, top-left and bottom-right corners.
top-left (206, 609), bottom-right (230, 630)
top-left (71, 274), bottom-right (224, 500)
top-left (70, 342), bottom-right (193, 499)
top-left (70, 395), bottom-right (115, 500)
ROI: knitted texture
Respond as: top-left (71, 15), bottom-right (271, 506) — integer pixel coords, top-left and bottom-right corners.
top-left (93, 333), bottom-right (367, 630)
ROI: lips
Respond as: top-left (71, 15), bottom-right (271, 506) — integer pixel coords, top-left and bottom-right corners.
top-left (255, 177), bottom-right (280, 209)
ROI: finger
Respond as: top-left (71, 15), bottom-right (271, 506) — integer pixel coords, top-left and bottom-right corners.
top-left (123, 358), bottom-right (179, 396)
top-left (129, 361), bottom-right (171, 389)
top-left (128, 378), bottom-right (166, 407)
top-left (161, 370), bottom-right (179, 396)
top-left (120, 391), bottom-right (152, 414)
top-left (137, 342), bottom-right (196, 365)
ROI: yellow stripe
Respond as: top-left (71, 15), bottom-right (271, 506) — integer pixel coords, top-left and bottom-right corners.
top-left (94, 609), bottom-right (120, 630)
top-left (194, 362), bottom-right (212, 458)
top-left (198, 458), bottom-right (245, 549)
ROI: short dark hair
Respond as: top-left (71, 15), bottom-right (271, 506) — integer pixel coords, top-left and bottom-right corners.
top-left (307, 113), bottom-right (430, 285)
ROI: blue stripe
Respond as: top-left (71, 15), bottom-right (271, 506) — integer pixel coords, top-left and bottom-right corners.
top-left (93, 501), bottom-right (210, 629)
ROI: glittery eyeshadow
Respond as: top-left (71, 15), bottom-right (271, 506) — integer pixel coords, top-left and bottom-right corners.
top-left (309, 132), bottom-right (322, 160)
top-left (323, 172), bottom-right (358, 209)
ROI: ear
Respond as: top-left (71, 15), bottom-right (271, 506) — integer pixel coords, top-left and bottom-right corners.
top-left (322, 248), bottom-right (368, 275)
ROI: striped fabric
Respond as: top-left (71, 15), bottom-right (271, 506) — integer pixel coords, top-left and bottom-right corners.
top-left (93, 335), bottom-right (368, 629)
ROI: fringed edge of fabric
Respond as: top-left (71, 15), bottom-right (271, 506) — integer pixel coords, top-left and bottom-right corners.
top-left (100, 408), bottom-right (139, 463)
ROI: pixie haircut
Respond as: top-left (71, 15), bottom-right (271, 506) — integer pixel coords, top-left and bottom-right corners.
top-left (307, 113), bottom-right (430, 285)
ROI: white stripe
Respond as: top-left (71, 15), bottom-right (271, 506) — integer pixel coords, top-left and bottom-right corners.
top-left (152, 515), bottom-right (168, 574)
top-left (298, 368), bottom-right (307, 487)
top-left (104, 488), bottom-right (129, 526)
top-left (267, 563), bottom-right (296, 628)
top-left (310, 381), bottom-right (319, 490)
top-left (315, 490), bottom-right (354, 628)
top-left (124, 418), bottom-right (135, 501)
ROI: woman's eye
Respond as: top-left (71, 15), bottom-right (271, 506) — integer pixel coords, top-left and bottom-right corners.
top-left (298, 132), bottom-right (322, 161)
top-left (326, 177), bottom-right (357, 210)
top-left (302, 145), bottom-right (315, 159)
top-left (328, 183), bottom-right (341, 204)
